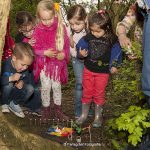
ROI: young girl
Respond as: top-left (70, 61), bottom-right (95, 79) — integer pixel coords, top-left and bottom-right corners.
top-left (32, 0), bottom-right (70, 121)
top-left (15, 11), bottom-right (36, 46)
top-left (67, 5), bottom-right (87, 118)
top-left (76, 10), bottom-right (122, 127)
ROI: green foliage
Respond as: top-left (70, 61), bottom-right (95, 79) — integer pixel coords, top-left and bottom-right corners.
top-left (106, 39), bottom-right (147, 148)
top-left (108, 106), bottom-right (150, 147)
top-left (72, 122), bottom-right (82, 135)
top-left (110, 58), bottom-right (143, 107)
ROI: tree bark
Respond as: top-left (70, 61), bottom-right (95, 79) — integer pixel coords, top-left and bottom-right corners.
top-left (0, 0), bottom-right (11, 73)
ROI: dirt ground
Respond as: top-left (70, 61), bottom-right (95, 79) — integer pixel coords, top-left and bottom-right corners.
top-left (2, 87), bottom-right (115, 150)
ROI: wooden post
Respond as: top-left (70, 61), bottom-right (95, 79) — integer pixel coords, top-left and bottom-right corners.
top-left (0, 0), bottom-right (11, 73)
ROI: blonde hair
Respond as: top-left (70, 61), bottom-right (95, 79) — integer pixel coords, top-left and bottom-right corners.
top-left (36, 0), bottom-right (64, 51)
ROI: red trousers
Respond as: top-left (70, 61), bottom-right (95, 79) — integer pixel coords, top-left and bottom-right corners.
top-left (82, 67), bottom-right (109, 105)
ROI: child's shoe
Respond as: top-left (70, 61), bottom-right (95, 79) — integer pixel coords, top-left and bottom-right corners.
top-left (75, 103), bottom-right (90, 125)
top-left (2, 104), bottom-right (10, 113)
top-left (32, 109), bottom-right (42, 117)
top-left (54, 104), bottom-right (69, 121)
top-left (92, 104), bottom-right (103, 128)
top-left (9, 101), bottom-right (25, 118)
top-left (41, 106), bottom-right (51, 123)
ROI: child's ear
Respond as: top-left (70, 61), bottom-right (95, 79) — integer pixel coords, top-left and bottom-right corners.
top-left (12, 55), bottom-right (17, 62)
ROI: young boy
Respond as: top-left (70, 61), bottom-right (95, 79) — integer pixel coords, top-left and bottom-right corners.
top-left (0, 42), bottom-right (34, 118)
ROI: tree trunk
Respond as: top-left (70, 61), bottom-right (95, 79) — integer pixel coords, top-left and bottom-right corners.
top-left (0, 0), bottom-right (11, 73)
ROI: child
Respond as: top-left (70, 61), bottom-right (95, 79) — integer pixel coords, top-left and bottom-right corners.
top-left (0, 42), bottom-right (34, 118)
top-left (15, 11), bottom-right (36, 46)
top-left (67, 4), bottom-right (87, 118)
top-left (15, 11), bottom-right (41, 116)
top-left (76, 10), bottom-right (122, 127)
top-left (32, 0), bottom-right (70, 121)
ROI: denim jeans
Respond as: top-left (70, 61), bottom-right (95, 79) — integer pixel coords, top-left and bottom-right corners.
top-left (1, 83), bottom-right (34, 105)
top-left (24, 73), bottom-right (42, 111)
top-left (142, 12), bottom-right (150, 97)
top-left (72, 57), bottom-right (84, 117)
top-left (24, 84), bottom-right (41, 111)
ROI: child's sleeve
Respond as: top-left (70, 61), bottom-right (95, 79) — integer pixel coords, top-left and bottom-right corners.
top-left (76, 37), bottom-right (88, 59)
top-left (109, 42), bottom-right (123, 68)
top-left (116, 4), bottom-right (136, 35)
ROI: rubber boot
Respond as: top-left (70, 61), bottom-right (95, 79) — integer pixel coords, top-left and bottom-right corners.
top-left (92, 104), bottom-right (103, 128)
top-left (75, 103), bottom-right (90, 125)
top-left (54, 104), bottom-right (69, 121)
top-left (41, 106), bottom-right (51, 123)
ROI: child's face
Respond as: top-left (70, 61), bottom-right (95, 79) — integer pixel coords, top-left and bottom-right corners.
top-left (90, 23), bottom-right (105, 38)
top-left (69, 18), bottom-right (86, 33)
top-left (39, 9), bottom-right (54, 27)
top-left (19, 23), bottom-right (34, 39)
top-left (12, 55), bottom-right (32, 72)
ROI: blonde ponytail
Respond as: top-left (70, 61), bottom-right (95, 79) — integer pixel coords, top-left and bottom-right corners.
top-left (55, 8), bottom-right (64, 51)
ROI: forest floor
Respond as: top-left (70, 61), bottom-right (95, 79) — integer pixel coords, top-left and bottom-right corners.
top-left (1, 87), bottom-right (118, 150)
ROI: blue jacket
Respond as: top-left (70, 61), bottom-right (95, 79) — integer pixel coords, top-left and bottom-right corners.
top-left (76, 37), bottom-right (122, 69)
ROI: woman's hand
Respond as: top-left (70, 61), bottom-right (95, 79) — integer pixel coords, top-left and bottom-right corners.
top-left (118, 34), bottom-right (132, 48)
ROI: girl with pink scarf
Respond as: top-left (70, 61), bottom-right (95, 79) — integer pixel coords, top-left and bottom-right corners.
top-left (32, 0), bottom-right (70, 121)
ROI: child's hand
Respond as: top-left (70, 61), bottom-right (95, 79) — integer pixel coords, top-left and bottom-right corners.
top-left (79, 49), bottom-right (88, 57)
top-left (44, 49), bottom-right (57, 58)
top-left (57, 52), bottom-right (65, 60)
top-left (28, 38), bottom-right (36, 46)
top-left (9, 73), bottom-right (21, 82)
top-left (110, 67), bottom-right (118, 74)
top-left (15, 80), bottom-right (24, 89)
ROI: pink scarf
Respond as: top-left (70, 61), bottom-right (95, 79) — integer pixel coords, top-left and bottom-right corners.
top-left (32, 17), bottom-right (70, 84)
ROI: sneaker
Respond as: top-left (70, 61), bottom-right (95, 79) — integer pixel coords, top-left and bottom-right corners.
top-left (31, 111), bottom-right (42, 117)
top-left (2, 104), bottom-right (10, 113)
top-left (9, 101), bottom-right (25, 118)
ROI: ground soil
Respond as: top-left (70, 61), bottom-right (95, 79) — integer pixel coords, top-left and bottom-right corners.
top-left (2, 88), bottom-right (114, 150)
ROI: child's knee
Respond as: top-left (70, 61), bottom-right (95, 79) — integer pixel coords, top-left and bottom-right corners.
top-left (26, 84), bottom-right (34, 94)
top-left (75, 83), bottom-right (82, 90)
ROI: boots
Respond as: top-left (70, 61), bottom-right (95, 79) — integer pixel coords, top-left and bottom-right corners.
top-left (92, 104), bottom-right (103, 128)
top-left (54, 104), bottom-right (69, 121)
top-left (41, 106), bottom-right (51, 123)
top-left (75, 103), bottom-right (90, 125)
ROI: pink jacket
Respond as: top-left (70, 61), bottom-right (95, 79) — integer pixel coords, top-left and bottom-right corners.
top-left (32, 17), bottom-right (70, 84)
